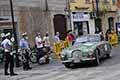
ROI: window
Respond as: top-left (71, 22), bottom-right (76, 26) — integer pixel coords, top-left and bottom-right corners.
top-left (85, 0), bottom-right (90, 4)
top-left (112, 0), bottom-right (116, 5)
top-left (95, 18), bottom-right (102, 33)
top-left (108, 17), bottom-right (114, 29)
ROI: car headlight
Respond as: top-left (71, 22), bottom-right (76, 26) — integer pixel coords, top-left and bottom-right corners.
top-left (72, 50), bottom-right (81, 58)
top-left (87, 51), bottom-right (95, 58)
top-left (88, 51), bottom-right (94, 55)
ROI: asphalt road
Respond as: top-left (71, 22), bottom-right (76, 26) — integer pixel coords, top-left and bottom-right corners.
top-left (0, 45), bottom-right (120, 80)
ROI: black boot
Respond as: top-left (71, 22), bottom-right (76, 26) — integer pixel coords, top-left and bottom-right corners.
top-left (10, 73), bottom-right (18, 76)
top-left (5, 72), bottom-right (9, 76)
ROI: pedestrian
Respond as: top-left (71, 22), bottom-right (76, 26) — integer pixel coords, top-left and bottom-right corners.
top-left (53, 32), bottom-right (60, 43)
top-left (1, 33), bottom-right (17, 76)
top-left (19, 32), bottom-right (32, 70)
top-left (108, 30), bottom-right (118, 47)
top-left (66, 32), bottom-right (75, 45)
top-left (35, 32), bottom-right (43, 62)
top-left (105, 29), bottom-right (111, 41)
top-left (99, 32), bottom-right (104, 41)
top-left (43, 32), bottom-right (51, 51)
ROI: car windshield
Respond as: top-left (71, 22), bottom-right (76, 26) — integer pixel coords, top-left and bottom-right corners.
top-left (74, 34), bottom-right (101, 45)
top-left (87, 34), bottom-right (101, 42)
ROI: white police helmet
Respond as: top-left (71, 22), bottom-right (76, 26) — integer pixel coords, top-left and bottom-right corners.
top-left (1, 33), bottom-right (5, 38)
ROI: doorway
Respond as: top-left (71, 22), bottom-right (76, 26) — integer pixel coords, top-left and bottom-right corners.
top-left (108, 17), bottom-right (114, 30)
top-left (73, 21), bottom-right (89, 36)
top-left (53, 14), bottom-right (67, 40)
top-left (95, 18), bottom-right (102, 33)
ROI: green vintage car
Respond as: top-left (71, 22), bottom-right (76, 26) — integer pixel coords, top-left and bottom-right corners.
top-left (61, 34), bottom-right (112, 68)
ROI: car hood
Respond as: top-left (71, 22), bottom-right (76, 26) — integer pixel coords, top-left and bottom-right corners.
top-left (62, 42), bottom-right (98, 53)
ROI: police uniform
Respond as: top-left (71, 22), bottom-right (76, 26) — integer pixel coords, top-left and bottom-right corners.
top-left (1, 33), bottom-right (17, 76)
top-left (19, 33), bottom-right (32, 70)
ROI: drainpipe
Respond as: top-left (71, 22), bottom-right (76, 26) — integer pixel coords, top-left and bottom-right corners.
top-left (95, 0), bottom-right (99, 17)
top-left (45, 0), bottom-right (48, 11)
top-left (67, 0), bottom-right (72, 31)
top-left (92, 0), bottom-right (96, 34)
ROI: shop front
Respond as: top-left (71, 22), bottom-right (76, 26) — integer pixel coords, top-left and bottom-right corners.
top-left (71, 11), bottom-right (95, 36)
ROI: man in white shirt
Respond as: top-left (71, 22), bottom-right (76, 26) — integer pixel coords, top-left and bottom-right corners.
top-left (43, 32), bottom-right (51, 51)
top-left (43, 32), bottom-right (50, 47)
top-left (1, 33), bottom-right (17, 76)
top-left (35, 33), bottom-right (43, 62)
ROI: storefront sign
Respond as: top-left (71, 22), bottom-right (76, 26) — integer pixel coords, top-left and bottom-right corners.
top-left (71, 12), bottom-right (90, 21)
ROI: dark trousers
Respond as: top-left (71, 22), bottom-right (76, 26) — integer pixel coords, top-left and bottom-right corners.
top-left (4, 52), bottom-right (14, 74)
top-left (37, 48), bottom-right (43, 62)
top-left (23, 51), bottom-right (30, 70)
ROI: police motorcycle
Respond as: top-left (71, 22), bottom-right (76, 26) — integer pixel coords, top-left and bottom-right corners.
top-left (18, 48), bottom-right (37, 64)
top-left (38, 47), bottom-right (52, 65)
top-left (0, 46), bottom-right (5, 63)
top-left (37, 41), bottom-right (52, 65)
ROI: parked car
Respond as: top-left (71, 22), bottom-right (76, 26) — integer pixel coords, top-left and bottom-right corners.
top-left (61, 34), bottom-right (112, 68)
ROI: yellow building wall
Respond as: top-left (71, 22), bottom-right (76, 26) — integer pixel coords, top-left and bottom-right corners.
top-left (70, 0), bottom-right (93, 11)
top-left (70, 0), bottom-right (117, 11)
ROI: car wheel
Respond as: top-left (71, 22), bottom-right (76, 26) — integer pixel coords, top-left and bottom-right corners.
top-left (94, 50), bottom-right (100, 66)
top-left (64, 63), bottom-right (75, 68)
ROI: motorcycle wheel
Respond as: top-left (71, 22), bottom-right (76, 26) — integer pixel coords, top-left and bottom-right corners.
top-left (29, 52), bottom-right (37, 63)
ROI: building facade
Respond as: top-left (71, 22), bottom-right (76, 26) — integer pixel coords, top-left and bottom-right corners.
top-left (15, 0), bottom-right (69, 46)
top-left (0, 0), bottom-right (69, 46)
top-left (70, 0), bottom-right (118, 37)
top-left (0, 0), bottom-right (119, 46)
top-left (0, 0), bottom-right (17, 41)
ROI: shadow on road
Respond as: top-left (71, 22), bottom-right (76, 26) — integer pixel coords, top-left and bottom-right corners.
top-left (67, 57), bottom-right (115, 69)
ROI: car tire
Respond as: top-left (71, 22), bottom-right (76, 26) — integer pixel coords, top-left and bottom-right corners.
top-left (64, 63), bottom-right (75, 68)
top-left (94, 49), bottom-right (100, 66)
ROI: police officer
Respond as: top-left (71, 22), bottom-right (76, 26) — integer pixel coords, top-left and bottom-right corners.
top-left (19, 32), bottom-right (32, 70)
top-left (1, 33), bottom-right (17, 76)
